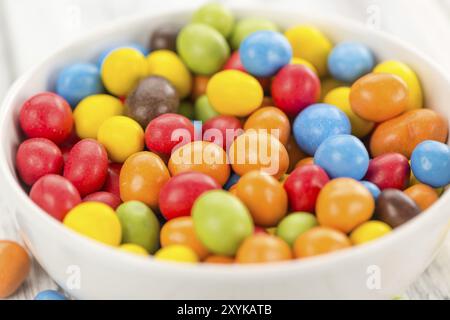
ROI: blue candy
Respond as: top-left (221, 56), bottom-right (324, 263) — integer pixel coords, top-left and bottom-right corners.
top-left (224, 173), bottom-right (240, 190)
top-left (361, 181), bottom-right (381, 199)
top-left (293, 103), bottom-right (351, 155)
top-left (411, 140), bottom-right (450, 188)
top-left (56, 63), bottom-right (103, 107)
top-left (97, 43), bottom-right (149, 68)
top-left (314, 134), bottom-right (369, 180)
top-left (328, 42), bottom-right (375, 82)
top-left (240, 31), bottom-right (292, 77)
top-left (34, 290), bottom-right (68, 300)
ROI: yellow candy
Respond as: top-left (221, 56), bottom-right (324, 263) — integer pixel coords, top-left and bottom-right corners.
top-left (350, 221), bottom-right (392, 245)
top-left (207, 70), bottom-right (263, 117)
top-left (154, 245), bottom-right (199, 263)
top-left (101, 48), bottom-right (147, 97)
top-left (284, 25), bottom-right (333, 77)
top-left (147, 50), bottom-right (192, 99)
top-left (73, 94), bottom-right (123, 139)
top-left (119, 244), bottom-right (149, 256)
top-left (374, 60), bottom-right (423, 110)
top-left (63, 202), bottom-right (122, 246)
top-left (324, 87), bottom-right (374, 138)
top-left (97, 116), bottom-right (144, 163)
top-left (291, 58), bottom-right (318, 75)
top-left (320, 77), bottom-right (347, 101)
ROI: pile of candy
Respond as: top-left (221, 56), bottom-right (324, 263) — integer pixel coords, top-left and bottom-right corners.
top-left (3, 2), bottom-right (450, 298)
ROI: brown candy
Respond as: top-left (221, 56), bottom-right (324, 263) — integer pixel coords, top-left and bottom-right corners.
top-left (126, 76), bottom-right (179, 128)
top-left (375, 189), bottom-right (421, 228)
top-left (149, 24), bottom-right (180, 52)
top-left (370, 109), bottom-right (448, 158)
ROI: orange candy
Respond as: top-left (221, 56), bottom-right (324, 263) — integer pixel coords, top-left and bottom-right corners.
top-left (229, 131), bottom-right (289, 180)
top-left (120, 151), bottom-right (170, 208)
top-left (286, 135), bottom-right (307, 173)
top-left (316, 178), bottom-right (374, 233)
top-left (404, 184), bottom-right (439, 211)
top-left (295, 157), bottom-right (314, 169)
top-left (204, 255), bottom-right (235, 264)
top-left (294, 227), bottom-right (351, 258)
top-left (244, 107), bottom-right (291, 145)
top-left (169, 141), bottom-right (230, 186)
top-left (236, 234), bottom-right (292, 264)
top-left (0, 241), bottom-right (30, 298)
top-left (160, 217), bottom-right (209, 260)
top-left (370, 109), bottom-right (448, 158)
top-left (235, 171), bottom-right (288, 227)
top-left (350, 73), bottom-right (408, 122)
top-left (192, 75), bottom-right (210, 101)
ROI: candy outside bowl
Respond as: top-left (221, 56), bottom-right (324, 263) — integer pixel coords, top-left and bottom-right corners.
top-left (1, 7), bottom-right (449, 300)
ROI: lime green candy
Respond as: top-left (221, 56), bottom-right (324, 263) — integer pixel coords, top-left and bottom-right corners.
top-left (195, 95), bottom-right (219, 122)
top-left (116, 201), bottom-right (160, 254)
top-left (192, 3), bottom-right (235, 38)
top-left (276, 212), bottom-right (318, 247)
top-left (178, 101), bottom-right (195, 120)
top-left (193, 190), bottom-right (254, 256)
top-left (230, 18), bottom-right (279, 49)
top-left (177, 24), bottom-right (230, 75)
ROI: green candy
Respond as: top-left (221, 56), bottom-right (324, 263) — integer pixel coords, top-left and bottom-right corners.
top-left (178, 100), bottom-right (195, 120)
top-left (116, 201), bottom-right (160, 254)
top-left (276, 212), bottom-right (318, 247)
top-left (193, 190), bottom-right (254, 256)
top-left (195, 95), bottom-right (219, 122)
top-left (177, 23), bottom-right (230, 75)
top-left (230, 18), bottom-right (279, 49)
top-left (192, 3), bottom-right (235, 38)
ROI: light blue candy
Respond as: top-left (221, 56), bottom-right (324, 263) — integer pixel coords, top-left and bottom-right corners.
top-left (328, 42), bottom-right (375, 82)
top-left (361, 181), bottom-right (381, 199)
top-left (34, 290), bottom-right (67, 300)
top-left (224, 173), bottom-right (240, 190)
top-left (240, 30), bottom-right (292, 77)
top-left (293, 103), bottom-right (351, 155)
top-left (411, 140), bottom-right (450, 188)
top-left (314, 134), bottom-right (369, 180)
top-left (56, 63), bottom-right (103, 107)
top-left (97, 43), bottom-right (149, 68)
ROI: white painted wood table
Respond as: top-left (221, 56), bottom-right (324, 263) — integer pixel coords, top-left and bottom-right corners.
top-left (1, 0), bottom-right (450, 300)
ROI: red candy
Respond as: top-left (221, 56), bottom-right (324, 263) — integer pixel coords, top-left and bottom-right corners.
top-left (284, 164), bottom-right (330, 213)
top-left (16, 138), bottom-right (63, 186)
top-left (83, 192), bottom-right (122, 209)
top-left (30, 174), bottom-right (81, 221)
top-left (159, 172), bottom-right (221, 220)
top-left (19, 92), bottom-right (73, 144)
top-left (64, 139), bottom-right (108, 196)
top-left (364, 153), bottom-right (410, 190)
top-left (203, 115), bottom-right (243, 150)
top-left (103, 163), bottom-right (122, 197)
top-left (145, 114), bottom-right (194, 156)
top-left (271, 64), bottom-right (321, 117)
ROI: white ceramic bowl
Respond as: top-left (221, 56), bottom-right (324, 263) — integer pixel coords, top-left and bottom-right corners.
top-left (1, 7), bottom-right (449, 300)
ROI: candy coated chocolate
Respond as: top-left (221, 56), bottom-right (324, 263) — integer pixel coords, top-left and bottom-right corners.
top-left (149, 24), bottom-right (180, 52)
top-left (375, 189), bottom-right (421, 228)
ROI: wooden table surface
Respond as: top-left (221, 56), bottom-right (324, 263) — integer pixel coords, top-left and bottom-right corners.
top-left (1, 0), bottom-right (450, 300)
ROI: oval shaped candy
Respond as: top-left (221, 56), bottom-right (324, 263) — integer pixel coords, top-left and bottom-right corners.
top-left (0, 241), bottom-right (30, 299)
top-left (364, 153), bottom-right (410, 190)
top-left (375, 189), bottom-right (421, 228)
top-left (236, 234), bottom-right (292, 264)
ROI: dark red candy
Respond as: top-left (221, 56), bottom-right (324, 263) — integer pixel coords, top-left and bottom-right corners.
top-left (64, 139), bottom-right (108, 196)
top-left (30, 174), bottom-right (81, 221)
top-left (271, 64), bottom-right (321, 117)
top-left (19, 92), bottom-right (73, 144)
top-left (145, 113), bottom-right (194, 156)
top-left (203, 115), bottom-right (243, 150)
top-left (159, 172), bottom-right (221, 220)
top-left (364, 153), bottom-right (410, 190)
top-left (284, 164), bottom-right (330, 213)
top-left (375, 189), bottom-right (421, 228)
top-left (16, 138), bottom-right (63, 186)
top-left (83, 191), bottom-right (122, 209)
top-left (103, 163), bottom-right (122, 197)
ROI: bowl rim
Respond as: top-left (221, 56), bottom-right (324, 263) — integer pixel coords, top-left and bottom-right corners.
top-left (0, 6), bottom-right (449, 278)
